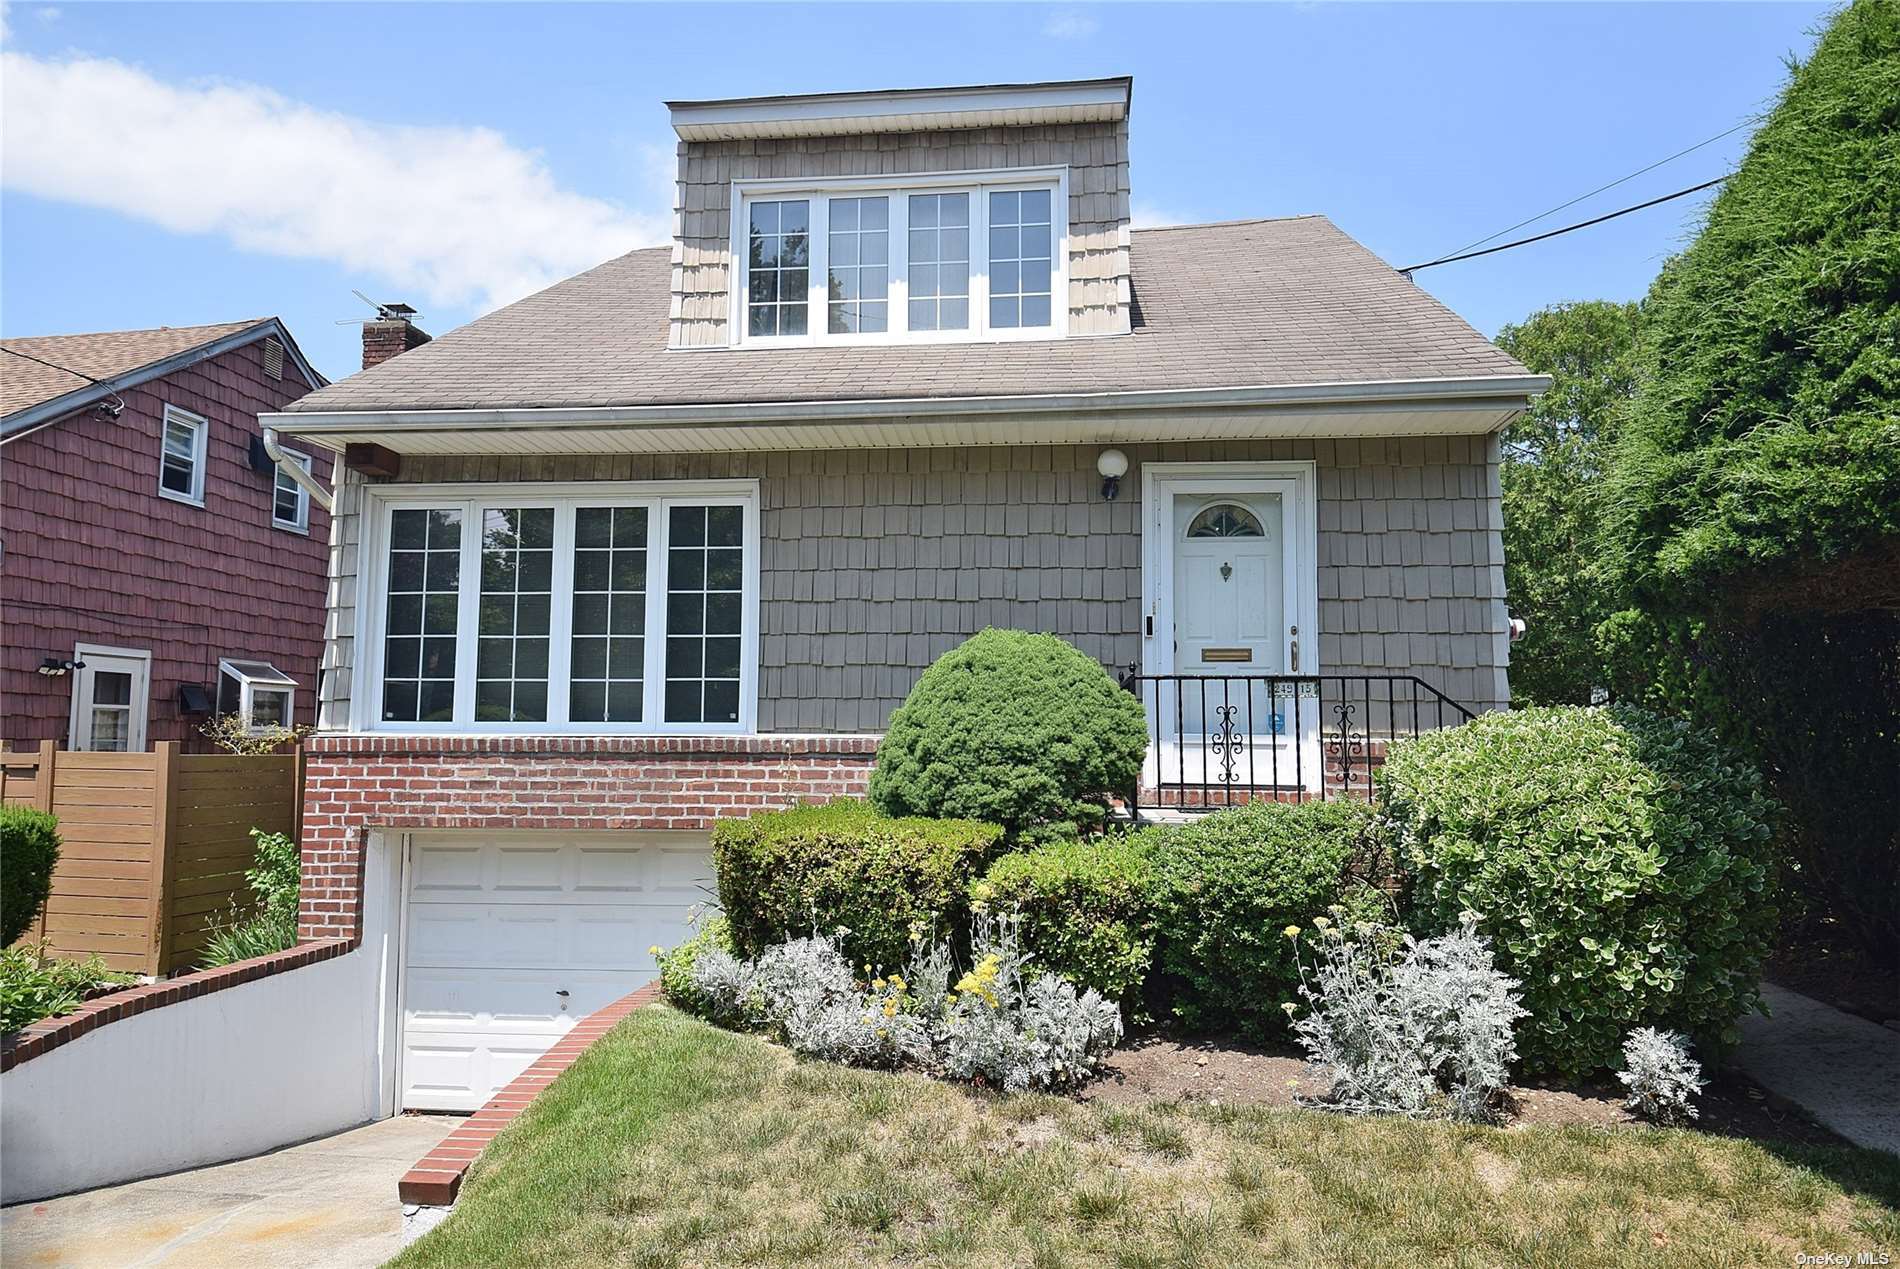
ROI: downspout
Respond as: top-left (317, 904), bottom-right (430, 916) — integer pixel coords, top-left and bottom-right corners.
top-left (263, 427), bottom-right (335, 512)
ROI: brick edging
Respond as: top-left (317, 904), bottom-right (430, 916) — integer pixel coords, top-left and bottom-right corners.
top-left (304, 733), bottom-right (883, 757)
top-left (398, 982), bottom-right (663, 1208)
top-left (0, 939), bottom-right (353, 1073)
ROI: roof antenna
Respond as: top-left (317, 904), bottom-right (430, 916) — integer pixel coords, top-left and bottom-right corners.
top-left (351, 290), bottom-right (420, 323)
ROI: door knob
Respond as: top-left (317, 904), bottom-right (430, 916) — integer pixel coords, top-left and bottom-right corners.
top-left (1290, 626), bottom-right (1300, 672)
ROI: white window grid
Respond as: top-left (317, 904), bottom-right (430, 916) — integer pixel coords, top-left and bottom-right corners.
top-left (158, 405), bottom-right (208, 505)
top-left (273, 449), bottom-right (313, 531)
top-left (358, 482), bottom-right (760, 734)
top-left (728, 167), bottom-right (1068, 348)
top-left (217, 658), bottom-right (299, 735)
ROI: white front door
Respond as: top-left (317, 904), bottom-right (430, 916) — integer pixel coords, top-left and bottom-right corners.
top-left (69, 645), bottom-right (151, 752)
top-left (1142, 464), bottom-right (1321, 795)
top-left (399, 831), bottom-right (711, 1112)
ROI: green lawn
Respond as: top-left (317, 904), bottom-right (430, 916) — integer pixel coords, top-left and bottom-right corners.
top-left (393, 1005), bottom-right (1899, 1269)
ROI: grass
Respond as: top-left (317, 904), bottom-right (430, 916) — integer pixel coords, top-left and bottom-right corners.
top-left (393, 1006), bottom-right (1900, 1269)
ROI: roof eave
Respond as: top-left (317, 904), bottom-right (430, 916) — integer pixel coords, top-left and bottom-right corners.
top-left (1, 318), bottom-right (328, 441)
top-left (265, 374), bottom-right (1550, 444)
top-left (667, 77), bottom-right (1133, 141)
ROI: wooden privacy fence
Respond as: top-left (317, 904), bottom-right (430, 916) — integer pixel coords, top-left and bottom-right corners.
top-left (1, 742), bottom-right (302, 977)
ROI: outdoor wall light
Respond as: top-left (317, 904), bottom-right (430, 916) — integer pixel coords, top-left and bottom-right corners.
top-left (1096, 448), bottom-right (1129, 501)
top-left (37, 658), bottom-right (83, 677)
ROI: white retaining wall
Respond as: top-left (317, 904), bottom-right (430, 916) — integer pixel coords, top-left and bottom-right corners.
top-left (1, 948), bottom-right (382, 1204)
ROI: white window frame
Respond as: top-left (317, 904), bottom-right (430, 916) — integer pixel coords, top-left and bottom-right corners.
top-left (356, 480), bottom-right (762, 735)
top-left (68, 643), bottom-right (152, 752)
top-left (217, 658), bottom-right (299, 734)
top-left (272, 448), bottom-right (313, 533)
top-left (727, 165), bottom-right (1070, 350)
top-left (157, 404), bottom-right (209, 506)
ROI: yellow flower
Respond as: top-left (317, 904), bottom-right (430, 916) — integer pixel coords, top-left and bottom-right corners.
top-left (1312, 916), bottom-right (1331, 930)
top-left (872, 978), bottom-right (886, 990)
top-left (648, 945), bottom-right (663, 957)
top-left (1283, 925), bottom-right (1302, 939)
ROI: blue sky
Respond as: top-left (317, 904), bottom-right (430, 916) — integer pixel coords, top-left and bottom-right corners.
top-left (2, 2), bottom-right (1830, 383)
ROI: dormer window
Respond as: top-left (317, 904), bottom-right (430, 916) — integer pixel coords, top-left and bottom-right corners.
top-left (732, 168), bottom-right (1067, 347)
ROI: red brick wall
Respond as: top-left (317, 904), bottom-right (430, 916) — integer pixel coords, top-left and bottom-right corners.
top-left (296, 734), bottom-right (877, 941)
top-left (1, 337), bottom-right (328, 751)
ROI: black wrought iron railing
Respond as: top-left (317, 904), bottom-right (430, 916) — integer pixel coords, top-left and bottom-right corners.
top-left (1121, 672), bottom-right (1475, 814)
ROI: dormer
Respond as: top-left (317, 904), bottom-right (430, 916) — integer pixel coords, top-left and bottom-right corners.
top-left (666, 77), bottom-right (1133, 349)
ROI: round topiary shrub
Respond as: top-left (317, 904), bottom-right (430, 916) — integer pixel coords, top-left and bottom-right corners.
top-left (1148, 799), bottom-right (1381, 1038)
top-left (978, 832), bottom-right (1156, 1006)
top-left (1, 808), bottom-right (61, 946)
top-left (869, 629), bottom-right (1149, 844)
top-left (712, 798), bottom-right (1002, 973)
top-left (1382, 705), bottom-right (1778, 1077)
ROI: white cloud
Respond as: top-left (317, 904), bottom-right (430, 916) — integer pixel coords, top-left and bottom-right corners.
top-left (1042, 10), bottom-right (1099, 39)
top-left (0, 48), bottom-right (671, 312)
top-left (1131, 200), bottom-right (1192, 229)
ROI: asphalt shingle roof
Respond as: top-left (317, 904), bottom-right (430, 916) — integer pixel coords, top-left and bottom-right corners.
top-left (285, 217), bottom-right (1529, 415)
top-left (2, 320), bottom-right (268, 418)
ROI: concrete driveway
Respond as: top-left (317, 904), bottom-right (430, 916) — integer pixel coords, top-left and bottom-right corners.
top-left (1, 1114), bottom-right (456, 1269)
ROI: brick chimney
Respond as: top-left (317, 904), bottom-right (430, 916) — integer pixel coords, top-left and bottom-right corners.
top-left (361, 303), bottom-right (431, 370)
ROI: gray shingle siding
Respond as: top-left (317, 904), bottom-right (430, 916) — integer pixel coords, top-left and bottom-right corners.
top-left (317, 439), bottom-right (1509, 733)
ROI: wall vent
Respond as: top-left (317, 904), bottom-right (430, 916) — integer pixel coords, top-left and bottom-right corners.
top-left (262, 336), bottom-right (285, 380)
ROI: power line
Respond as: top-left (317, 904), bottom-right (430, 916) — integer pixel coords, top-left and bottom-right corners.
top-left (1399, 177), bottom-right (1726, 275)
top-left (1418, 116), bottom-right (1757, 270)
top-left (0, 346), bottom-right (111, 385)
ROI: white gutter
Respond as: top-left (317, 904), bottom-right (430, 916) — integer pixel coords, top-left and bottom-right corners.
top-left (263, 374), bottom-right (1551, 439)
top-left (263, 427), bottom-right (335, 512)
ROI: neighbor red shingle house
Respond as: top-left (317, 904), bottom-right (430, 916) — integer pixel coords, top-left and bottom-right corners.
top-left (1, 318), bottom-right (331, 752)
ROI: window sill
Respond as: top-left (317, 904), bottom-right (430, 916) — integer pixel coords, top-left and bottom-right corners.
top-left (157, 487), bottom-right (205, 508)
top-left (272, 519), bottom-right (310, 535)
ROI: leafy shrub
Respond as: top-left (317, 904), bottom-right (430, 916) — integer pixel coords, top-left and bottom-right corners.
top-left (1619, 1028), bottom-right (1705, 1125)
top-left (201, 829), bottom-right (301, 968)
top-left (977, 833), bottom-right (1156, 1004)
top-left (1, 945), bottom-right (135, 1034)
top-left (657, 913), bottom-right (734, 1015)
top-left (684, 911), bottom-right (1122, 1092)
top-left (1384, 706), bottom-right (1778, 1076)
top-left (712, 799), bottom-right (1000, 973)
top-left (869, 629), bottom-right (1149, 844)
top-left (1, 807), bottom-right (60, 947)
top-left (1147, 799), bottom-right (1381, 1038)
top-left (1289, 916), bottom-right (1526, 1123)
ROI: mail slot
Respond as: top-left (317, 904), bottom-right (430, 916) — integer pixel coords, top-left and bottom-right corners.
top-left (1201, 647), bottom-right (1253, 663)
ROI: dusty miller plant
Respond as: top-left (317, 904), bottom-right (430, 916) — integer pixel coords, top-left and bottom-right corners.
top-left (681, 909), bottom-right (1121, 1091)
top-left (1618, 1027), bottom-right (1704, 1124)
top-left (1288, 914), bottom-right (1525, 1122)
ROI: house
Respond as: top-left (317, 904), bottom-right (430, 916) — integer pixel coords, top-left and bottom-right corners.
top-left (262, 77), bottom-right (1547, 1114)
top-left (2, 319), bottom-right (333, 752)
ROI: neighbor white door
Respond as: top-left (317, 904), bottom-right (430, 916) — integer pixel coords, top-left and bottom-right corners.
top-left (399, 831), bottom-right (712, 1112)
top-left (68, 645), bottom-right (151, 752)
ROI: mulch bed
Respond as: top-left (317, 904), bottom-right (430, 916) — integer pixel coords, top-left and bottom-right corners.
top-left (1085, 1031), bottom-right (1852, 1150)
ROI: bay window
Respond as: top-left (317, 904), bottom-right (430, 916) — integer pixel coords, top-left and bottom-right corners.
top-left (734, 168), bottom-right (1065, 345)
top-left (365, 483), bottom-right (758, 732)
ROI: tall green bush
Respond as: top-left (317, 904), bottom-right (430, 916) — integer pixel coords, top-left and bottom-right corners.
top-left (978, 833), bottom-right (1156, 1005)
top-left (1148, 799), bottom-right (1381, 1038)
top-left (1595, 0), bottom-right (1899, 965)
top-left (0, 807), bottom-right (60, 946)
top-left (1383, 707), bottom-right (1778, 1076)
top-left (869, 629), bottom-right (1148, 844)
top-left (713, 799), bottom-right (1001, 972)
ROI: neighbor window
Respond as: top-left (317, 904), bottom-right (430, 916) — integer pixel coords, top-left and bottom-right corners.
top-left (369, 486), bottom-right (756, 731)
top-left (216, 659), bottom-right (298, 733)
top-left (273, 450), bottom-right (312, 531)
top-left (159, 405), bottom-right (208, 504)
top-left (736, 173), bottom-right (1062, 344)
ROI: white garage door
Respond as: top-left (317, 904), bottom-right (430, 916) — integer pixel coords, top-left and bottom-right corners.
top-left (400, 831), bottom-right (711, 1112)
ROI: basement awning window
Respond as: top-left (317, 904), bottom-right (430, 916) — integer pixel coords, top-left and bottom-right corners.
top-left (217, 659), bottom-right (298, 732)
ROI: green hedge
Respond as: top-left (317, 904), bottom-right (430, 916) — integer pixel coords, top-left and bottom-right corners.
top-left (869, 629), bottom-right (1149, 844)
top-left (1384, 706), bottom-right (1778, 1076)
top-left (1148, 799), bottom-right (1380, 1038)
top-left (1, 808), bottom-right (60, 947)
top-left (712, 799), bottom-right (1002, 972)
top-left (978, 833), bottom-right (1156, 1005)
